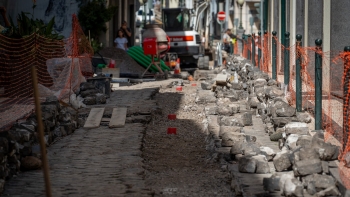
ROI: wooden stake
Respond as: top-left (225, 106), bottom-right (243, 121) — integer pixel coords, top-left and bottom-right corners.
top-left (31, 66), bottom-right (52, 197)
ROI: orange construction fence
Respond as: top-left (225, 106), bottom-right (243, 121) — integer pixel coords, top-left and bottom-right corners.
top-left (243, 31), bottom-right (350, 189)
top-left (0, 14), bottom-right (93, 131)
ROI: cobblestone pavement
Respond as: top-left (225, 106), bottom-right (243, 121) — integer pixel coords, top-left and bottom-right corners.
top-left (1, 79), bottom-right (235, 197)
top-left (1, 81), bottom-right (175, 197)
top-left (3, 125), bottom-right (149, 197)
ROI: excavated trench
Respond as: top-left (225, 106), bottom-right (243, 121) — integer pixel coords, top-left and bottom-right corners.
top-left (142, 82), bottom-right (234, 196)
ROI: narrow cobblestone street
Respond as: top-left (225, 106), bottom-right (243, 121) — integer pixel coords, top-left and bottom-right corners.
top-left (3, 124), bottom-right (149, 197)
top-left (2, 80), bottom-right (235, 196)
top-left (1, 61), bottom-right (345, 196)
top-left (1, 0), bottom-right (350, 195)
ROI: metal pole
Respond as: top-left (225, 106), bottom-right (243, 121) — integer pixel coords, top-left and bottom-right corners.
top-left (248, 34), bottom-right (251, 60)
top-left (220, 23), bottom-right (223, 44)
top-left (258, 31), bottom-right (261, 69)
top-left (143, 3), bottom-right (146, 27)
top-left (252, 33), bottom-right (256, 67)
top-left (242, 34), bottom-right (245, 56)
top-left (218, 43), bottom-right (222, 66)
top-left (281, 0), bottom-right (286, 46)
top-left (225, 0), bottom-right (230, 30)
top-left (343, 46), bottom-right (350, 151)
top-left (272, 31), bottom-right (277, 79)
top-left (284, 32), bottom-right (290, 85)
top-left (149, 8), bottom-right (151, 24)
top-left (263, 0), bottom-right (268, 31)
top-left (315, 39), bottom-right (322, 130)
top-left (245, 34), bottom-right (248, 59)
top-left (296, 34), bottom-right (303, 112)
top-left (31, 66), bottom-right (52, 197)
top-left (239, 5), bottom-right (243, 29)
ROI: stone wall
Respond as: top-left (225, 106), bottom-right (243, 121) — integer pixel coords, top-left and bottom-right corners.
top-left (0, 96), bottom-right (79, 193)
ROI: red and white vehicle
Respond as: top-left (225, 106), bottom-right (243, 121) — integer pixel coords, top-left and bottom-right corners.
top-left (162, 7), bottom-right (210, 70)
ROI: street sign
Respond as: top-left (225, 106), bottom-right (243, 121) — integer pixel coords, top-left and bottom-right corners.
top-left (217, 11), bottom-right (226, 21)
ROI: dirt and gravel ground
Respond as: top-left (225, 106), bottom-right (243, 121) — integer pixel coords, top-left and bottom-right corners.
top-left (142, 81), bottom-right (234, 196)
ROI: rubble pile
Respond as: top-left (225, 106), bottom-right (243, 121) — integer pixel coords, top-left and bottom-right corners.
top-left (76, 82), bottom-right (107, 106)
top-left (0, 96), bottom-right (79, 192)
top-left (198, 55), bottom-right (342, 196)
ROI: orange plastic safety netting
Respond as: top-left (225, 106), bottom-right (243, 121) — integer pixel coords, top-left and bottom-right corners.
top-left (285, 44), bottom-right (344, 145)
top-left (53, 14), bottom-right (94, 101)
top-left (242, 39), bottom-right (248, 59)
top-left (248, 31), bottom-right (350, 188)
top-left (262, 33), bottom-right (271, 74)
top-left (0, 14), bottom-right (93, 131)
top-left (286, 44), bottom-right (318, 111)
top-left (240, 36), bottom-right (258, 65)
top-left (247, 37), bottom-right (252, 61)
top-left (252, 35), bottom-right (259, 68)
top-left (256, 34), bottom-right (263, 69)
top-left (330, 50), bottom-right (350, 189)
top-left (234, 40), bottom-right (238, 55)
top-left (274, 36), bottom-right (284, 83)
top-left (0, 33), bottom-right (65, 131)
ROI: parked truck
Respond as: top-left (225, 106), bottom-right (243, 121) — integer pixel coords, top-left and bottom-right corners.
top-left (162, 0), bottom-right (212, 71)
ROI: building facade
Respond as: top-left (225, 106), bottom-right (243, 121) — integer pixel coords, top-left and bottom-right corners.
top-left (0, 0), bottom-right (138, 48)
top-left (261, 0), bottom-right (350, 92)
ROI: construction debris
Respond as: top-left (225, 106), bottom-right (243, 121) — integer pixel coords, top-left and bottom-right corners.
top-left (197, 55), bottom-right (342, 196)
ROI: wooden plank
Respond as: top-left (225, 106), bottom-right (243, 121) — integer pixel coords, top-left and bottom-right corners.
top-left (83, 108), bottom-right (105, 128)
top-left (109, 107), bottom-right (127, 128)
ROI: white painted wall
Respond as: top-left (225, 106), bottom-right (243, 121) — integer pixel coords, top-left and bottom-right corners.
top-left (290, 0), bottom-right (296, 47)
top-left (289, 0), bottom-right (296, 75)
top-left (304, 0), bottom-right (308, 47)
top-left (278, 0), bottom-right (282, 70)
top-left (165, 0), bottom-right (179, 8)
top-left (323, 0), bottom-right (331, 93)
top-left (5, 0), bottom-right (81, 38)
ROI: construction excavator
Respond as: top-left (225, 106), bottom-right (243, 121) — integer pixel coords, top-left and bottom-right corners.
top-left (162, 0), bottom-right (212, 71)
